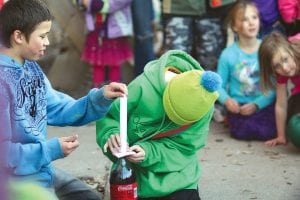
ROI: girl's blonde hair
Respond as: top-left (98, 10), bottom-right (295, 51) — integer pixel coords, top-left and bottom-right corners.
top-left (225, 0), bottom-right (258, 32)
top-left (258, 32), bottom-right (300, 93)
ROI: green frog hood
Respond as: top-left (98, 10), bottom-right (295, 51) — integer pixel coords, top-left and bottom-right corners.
top-left (143, 50), bottom-right (203, 94)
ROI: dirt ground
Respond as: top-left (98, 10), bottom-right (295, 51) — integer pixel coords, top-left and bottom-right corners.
top-left (50, 121), bottom-right (300, 200)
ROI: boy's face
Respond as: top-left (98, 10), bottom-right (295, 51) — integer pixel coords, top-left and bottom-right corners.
top-left (21, 20), bottom-right (51, 61)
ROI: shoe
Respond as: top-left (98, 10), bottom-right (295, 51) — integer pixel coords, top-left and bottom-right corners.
top-left (213, 105), bottom-right (225, 123)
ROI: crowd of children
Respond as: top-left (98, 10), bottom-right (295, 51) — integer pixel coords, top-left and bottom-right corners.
top-left (209, 0), bottom-right (300, 150)
top-left (0, 0), bottom-right (300, 199)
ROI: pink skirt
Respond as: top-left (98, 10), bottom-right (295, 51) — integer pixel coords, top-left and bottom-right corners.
top-left (81, 31), bottom-right (133, 66)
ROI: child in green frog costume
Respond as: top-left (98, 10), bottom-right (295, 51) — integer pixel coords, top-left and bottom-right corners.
top-left (96, 50), bottom-right (221, 199)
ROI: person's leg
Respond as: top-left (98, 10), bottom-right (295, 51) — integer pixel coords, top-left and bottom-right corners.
top-left (53, 168), bottom-right (101, 200)
top-left (228, 112), bottom-right (253, 140)
top-left (131, 0), bottom-right (155, 76)
top-left (162, 16), bottom-right (193, 54)
top-left (250, 104), bottom-right (277, 140)
top-left (228, 104), bottom-right (276, 141)
top-left (194, 17), bottom-right (225, 71)
top-left (93, 65), bottom-right (105, 88)
top-left (109, 65), bottom-right (121, 82)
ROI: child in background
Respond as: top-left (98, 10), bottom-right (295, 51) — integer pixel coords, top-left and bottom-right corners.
top-left (259, 32), bottom-right (300, 148)
top-left (216, 0), bottom-right (276, 140)
top-left (251, 0), bottom-right (285, 39)
top-left (278, 0), bottom-right (300, 39)
top-left (96, 50), bottom-right (221, 199)
top-left (0, 0), bottom-right (127, 200)
top-left (79, 0), bottom-right (133, 87)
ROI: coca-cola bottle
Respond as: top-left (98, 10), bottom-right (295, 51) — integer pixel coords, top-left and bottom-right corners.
top-left (110, 158), bottom-right (137, 200)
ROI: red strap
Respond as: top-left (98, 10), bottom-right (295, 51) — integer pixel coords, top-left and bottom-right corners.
top-left (152, 124), bottom-right (191, 140)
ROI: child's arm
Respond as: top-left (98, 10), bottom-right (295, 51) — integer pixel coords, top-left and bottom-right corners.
top-left (0, 87), bottom-right (65, 177)
top-left (102, 82), bottom-right (127, 99)
top-left (217, 48), bottom-right (240, 113)
top-left (45, 76), bottom-right (126, 126)
top-left (252, 89), bottom-right (276, 110)
top-left (96, 81), bottom-right (143, 162)
top-left (265, 83), bottom-right (288, 146)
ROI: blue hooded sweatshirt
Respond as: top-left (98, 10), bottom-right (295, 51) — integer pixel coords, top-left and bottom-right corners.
top-left (0, 53), bottom-right (112, 187)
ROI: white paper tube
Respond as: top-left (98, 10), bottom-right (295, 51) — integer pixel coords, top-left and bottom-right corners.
top-left (120, 96), bottom-right (127, 153)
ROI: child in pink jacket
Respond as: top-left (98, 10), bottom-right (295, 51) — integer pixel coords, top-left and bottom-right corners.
top-left (278, 0), bottom-right (300, 38)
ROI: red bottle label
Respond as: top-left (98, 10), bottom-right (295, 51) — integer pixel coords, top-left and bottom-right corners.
top-left (110, 182), bottom-right (138, 200)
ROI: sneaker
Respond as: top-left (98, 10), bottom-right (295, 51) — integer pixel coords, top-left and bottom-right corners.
top-left (213, 104), bottom-right (225, 123)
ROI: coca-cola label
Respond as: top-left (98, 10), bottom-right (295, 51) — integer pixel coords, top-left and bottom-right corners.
top-left (110, 182), bottom-right (137, 200)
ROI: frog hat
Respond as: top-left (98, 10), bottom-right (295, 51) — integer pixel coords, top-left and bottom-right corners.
top-left (163, 70), bottom-right (222, 125)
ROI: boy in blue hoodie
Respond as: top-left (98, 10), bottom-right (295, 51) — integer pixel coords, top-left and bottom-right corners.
top-left (0, 0), bottom-right (127, 200)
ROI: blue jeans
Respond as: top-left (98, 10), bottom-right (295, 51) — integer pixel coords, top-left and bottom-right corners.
top-left (53, 168), bottom-right (101, 200)
top-left (131, 0), bottom-right (155, 76)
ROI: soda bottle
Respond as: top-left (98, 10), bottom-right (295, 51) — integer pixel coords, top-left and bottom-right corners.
top-left (110, 158), bottom-right (137, 200)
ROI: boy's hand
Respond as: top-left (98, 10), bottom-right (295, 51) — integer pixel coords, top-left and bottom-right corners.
top-left (102, 82), bottom-right (128, 99)
top-left (59, 135), bottom-right (79, 157)
top-left (127, 145), bottom-right (145, 163)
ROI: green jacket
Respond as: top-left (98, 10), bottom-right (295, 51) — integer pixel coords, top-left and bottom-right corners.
top-left (96, 50), bottom-right (213, 198)
top-left (162, 0), bottom-right (236, 16)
